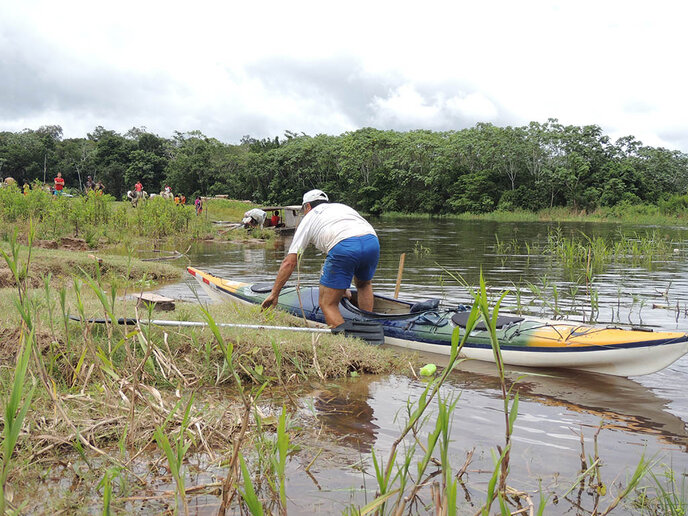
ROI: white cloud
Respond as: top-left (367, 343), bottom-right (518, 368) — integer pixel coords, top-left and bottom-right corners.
top-left (370, 85), bottom-right (498, 129)
top-left (370, 85), bottom-right (442, 127)
top-left (446, 93), bottom-right (498, 122)
top-left (1, 0), bottom-right (687, 151)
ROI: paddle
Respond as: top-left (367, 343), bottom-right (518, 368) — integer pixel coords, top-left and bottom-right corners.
top-left (68, 316), bottom-right (385, 346)
top-left (394, 252), bottom-right (406, 299)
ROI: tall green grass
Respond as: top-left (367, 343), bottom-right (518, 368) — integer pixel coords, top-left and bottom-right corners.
top-left (202, 198), bottom-right (256, 221)
top-left (0, 184), bottom-right (214, 244)
top-left (543, 227), bottom-right (675, 271)
top-left (379, 203), bottom-right (688, 225)
top-left (0, 223), bottom-right (36, 514)
top-left (0, 328), bottom-right (35, 514)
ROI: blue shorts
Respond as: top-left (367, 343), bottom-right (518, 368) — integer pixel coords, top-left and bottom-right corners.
top-left (320, 234), bottom-right (380, 289)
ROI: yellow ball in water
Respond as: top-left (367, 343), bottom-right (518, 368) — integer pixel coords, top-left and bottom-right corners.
top-left (419, 363), bottom-right (437, 376)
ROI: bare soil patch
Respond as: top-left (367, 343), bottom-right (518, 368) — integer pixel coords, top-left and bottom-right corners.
top-left (0, 266), bottom-right (50, 288)
top-left (35, 237), bottom-right (89, 251)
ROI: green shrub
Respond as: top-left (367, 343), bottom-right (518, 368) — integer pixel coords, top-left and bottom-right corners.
top-left (0, 183), bottom-right (28, 221)
top-left (132, 197), bottom-right (193, 238)
top-left (658, 194), bottom-right (688, 216)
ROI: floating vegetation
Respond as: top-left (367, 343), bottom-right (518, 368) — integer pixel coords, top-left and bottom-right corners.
top-left (544, 227), bottom-right (676, 271)
top-left (493, 234), bottom-right (520, 255)
top-left (412, 240), bottom-right (431, 256)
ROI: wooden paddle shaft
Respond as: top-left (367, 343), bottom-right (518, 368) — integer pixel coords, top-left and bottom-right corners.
top-left (394, 252), bottom-right (406, 299)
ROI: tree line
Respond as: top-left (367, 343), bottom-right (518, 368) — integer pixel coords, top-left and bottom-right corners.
top-left (1, 119), bottom-right (687, 214)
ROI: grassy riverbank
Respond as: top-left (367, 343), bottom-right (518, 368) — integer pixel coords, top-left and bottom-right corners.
top-left (0, 228), bottom-right (411, 513)
top-left (0, 184), bottom-right (279, 251)
top-left (380, 204), bottom-right (688, 226)
top-left (0, 191), bottom-right (411, 511)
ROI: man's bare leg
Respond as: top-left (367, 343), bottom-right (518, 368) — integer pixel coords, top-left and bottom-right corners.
top-left (354, 278), bottom-right (374, 312)
top-left (319, 285), bottom-right (346, 327)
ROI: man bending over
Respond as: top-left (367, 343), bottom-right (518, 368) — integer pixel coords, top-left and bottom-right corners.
top-left (260, 189), bottom-right (380, 327)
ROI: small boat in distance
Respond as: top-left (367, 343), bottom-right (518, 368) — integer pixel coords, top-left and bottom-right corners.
top-left (187, 267), bottom-right (688, 377)
top-left (260, 205), bottom-right (304, 234)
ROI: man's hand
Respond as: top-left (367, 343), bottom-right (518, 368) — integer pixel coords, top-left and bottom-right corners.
top-left (261, 293), bottom-right (278, 310)
top-left (259, 253), bottom-right (297, 312)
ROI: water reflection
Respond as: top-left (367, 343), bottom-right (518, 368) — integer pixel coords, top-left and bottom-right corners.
top-left (311, 376), bottom-right (379, 453)
top-left (293, 366), bottom-right (688, 514)
top-left (305, 361), bottom-right (688, 457)
top-left (448, 360), bottom-right (688, 451)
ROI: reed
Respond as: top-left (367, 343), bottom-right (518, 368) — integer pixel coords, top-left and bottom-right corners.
top-left (472, 271), bottom-right (519, 511)
top-left (246, 406), bottom-right (293, 514)
top-left (238, 452), bottom-right (264, 516)
top-left (412, 240), bottom-right (430, 256)
top-left (0, 327), bottom-right (35, 514)
top-left (0, 223), bottom-right (38, 514)
top-left (493, 234), bottom-right (520, 255)
top-left (543, 227), bottom-right (676, 271)
top-left (0, 223), bottom-right (35, 304)
top-left (350, 273), bottom-right (484, 515)
top-left (153, 394), bottom-right (195, 515)
top-left (636, 467), bottom-right (688, 514)
top-left (98, 466), bottom-right (123, 516)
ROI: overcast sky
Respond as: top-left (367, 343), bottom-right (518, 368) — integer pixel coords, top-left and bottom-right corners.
top-left (2, 0), bottom-right (687, 151)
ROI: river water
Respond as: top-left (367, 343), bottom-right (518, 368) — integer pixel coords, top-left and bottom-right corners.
top-left (156, 218), bottom-right (688, 513)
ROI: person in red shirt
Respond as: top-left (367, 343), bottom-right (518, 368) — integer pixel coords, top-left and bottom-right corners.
top-left (271, 210), bottom-right (282, 227)
top-left (54, 172), bottom-right (65, 195)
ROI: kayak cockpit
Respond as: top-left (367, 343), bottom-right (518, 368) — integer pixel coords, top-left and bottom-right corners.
top-left (343, 291), bottom-right (441, 316)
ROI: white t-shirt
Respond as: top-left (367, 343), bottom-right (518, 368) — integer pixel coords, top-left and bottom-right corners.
top-left (288, 203), bottom-right (376, 255)
top-left (243, 209), bottom-right (267, 226)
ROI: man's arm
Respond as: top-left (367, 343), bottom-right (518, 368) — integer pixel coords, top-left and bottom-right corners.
top-left (260, 253), bottom-right (298, 310)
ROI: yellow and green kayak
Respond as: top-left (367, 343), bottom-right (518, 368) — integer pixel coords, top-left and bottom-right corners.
top-left (188, 266), bottom-right (688, 376)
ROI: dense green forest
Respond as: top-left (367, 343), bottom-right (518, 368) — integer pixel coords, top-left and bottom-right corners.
top-left (2, 119), bottom-right (688, 215)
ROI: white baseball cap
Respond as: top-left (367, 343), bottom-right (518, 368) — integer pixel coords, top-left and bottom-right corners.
top-left (302, 189), bottom-right (329, 205)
